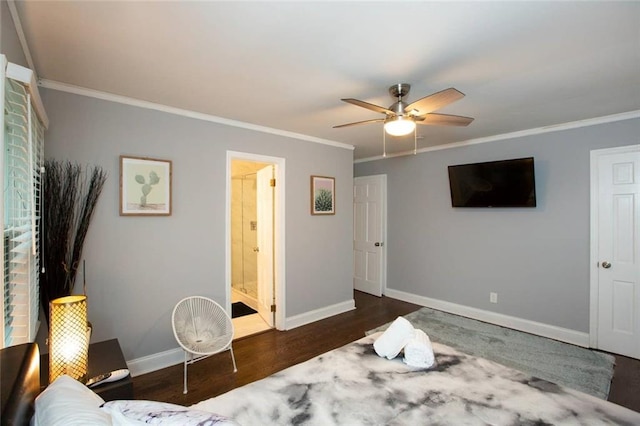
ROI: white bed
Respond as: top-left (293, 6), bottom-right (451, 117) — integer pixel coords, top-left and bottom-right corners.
top-left (193, 333), bottom-right (640, 425)
top-left (8, 334), bottom-right (640, 425)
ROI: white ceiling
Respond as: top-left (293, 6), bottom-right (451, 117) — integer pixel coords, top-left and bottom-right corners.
top-left (12, 1), bottom-right (640, 160)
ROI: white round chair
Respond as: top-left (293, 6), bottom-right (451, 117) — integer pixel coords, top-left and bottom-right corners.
top-left (172, 296), bottom-right (237, 394)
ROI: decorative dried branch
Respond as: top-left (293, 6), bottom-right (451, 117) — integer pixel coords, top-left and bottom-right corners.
top-left (40, 160), bottom-right (107, 323)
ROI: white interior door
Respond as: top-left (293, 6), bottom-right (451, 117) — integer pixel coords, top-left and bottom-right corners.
top-left (353, 175), bottom-right (386, 296)
top-left (257, 165), bottom-right (274, 327)
top-left (591, 145), bottom-right (640, 359)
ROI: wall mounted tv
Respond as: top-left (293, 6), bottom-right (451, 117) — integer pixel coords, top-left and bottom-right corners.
top-left (448, 157), bottom-right (536, 208)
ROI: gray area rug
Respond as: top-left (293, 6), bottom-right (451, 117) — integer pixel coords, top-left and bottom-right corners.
top-left (366, 307), bottom-right (615, 399)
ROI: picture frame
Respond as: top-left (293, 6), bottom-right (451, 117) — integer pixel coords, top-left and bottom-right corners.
top-left (310, 175), bottom-right (335, 215)
top-left (120, 156), bottom-right (172, 216)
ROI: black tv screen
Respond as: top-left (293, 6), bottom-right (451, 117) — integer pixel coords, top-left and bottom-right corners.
top-left (448, 157), bottom-right (536, 207)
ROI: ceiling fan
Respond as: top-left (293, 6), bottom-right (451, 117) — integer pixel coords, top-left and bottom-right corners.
top-left (334, 83), bottom-right (474, 138)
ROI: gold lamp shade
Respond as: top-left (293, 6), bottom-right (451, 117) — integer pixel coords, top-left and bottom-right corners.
top-left (49, 295), bottom-right (89, 383)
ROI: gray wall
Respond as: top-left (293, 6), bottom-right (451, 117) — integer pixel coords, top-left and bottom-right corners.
top-left (41, 89), bottom-right (354, 361)
top-left (1, 0), bottom-right (28, 67)
top-left (355, 118), bottom-right (639, 333)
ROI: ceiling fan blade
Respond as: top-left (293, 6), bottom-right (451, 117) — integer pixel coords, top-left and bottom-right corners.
top-left (333, 118), bottom-right (385, 129)
top-left (342, 98), bottom-right (393, 115)
top-left (415, 113), bottom-right (474, 127)
top-left (404, 88), bottom-right (465, 115)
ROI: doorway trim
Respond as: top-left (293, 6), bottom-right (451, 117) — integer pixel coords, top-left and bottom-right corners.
top-left (589, 144), bottom-right (639, 348)
top-left (226, 150), bottom-right (286, 331)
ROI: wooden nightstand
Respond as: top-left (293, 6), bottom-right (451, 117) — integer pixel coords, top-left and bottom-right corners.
top-left (41, 338), bottom-right (134, 401)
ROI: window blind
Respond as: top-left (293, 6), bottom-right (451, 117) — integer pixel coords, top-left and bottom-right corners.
top-left (1, 57), bottom-right (46, 348)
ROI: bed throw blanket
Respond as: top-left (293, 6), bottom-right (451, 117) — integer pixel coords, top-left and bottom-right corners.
top-left (193, 333), bottom-right (639, 425)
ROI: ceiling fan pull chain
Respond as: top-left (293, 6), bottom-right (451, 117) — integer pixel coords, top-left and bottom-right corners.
top-left (383, 127), bottom-right (387, 158)
top-left (414, 127), bottom-right (417, 155)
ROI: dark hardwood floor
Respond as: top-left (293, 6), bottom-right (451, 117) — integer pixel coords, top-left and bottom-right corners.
top-left (133, 291), bottom-right (640, 413)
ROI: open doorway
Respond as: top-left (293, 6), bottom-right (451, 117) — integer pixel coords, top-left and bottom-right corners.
top-left (227, 151), bottom-right (285, 339)
top-left (230, 160), bottom-right (270, 337)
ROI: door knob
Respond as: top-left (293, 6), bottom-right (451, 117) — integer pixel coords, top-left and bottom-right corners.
top-left (374, 242), bottom-right (384, 247)
top-left (601, 261), bottom-right (611, 269)
top-left (253, 247), bottom-right (260, 252)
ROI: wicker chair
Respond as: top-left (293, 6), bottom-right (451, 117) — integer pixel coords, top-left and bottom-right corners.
top-left (172, 296), bottom-right (237, 394)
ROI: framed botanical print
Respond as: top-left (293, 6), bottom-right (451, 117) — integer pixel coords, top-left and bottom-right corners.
top-left (310, 175), bottom-right (335, 215)
top-left (120, 156), bottom-right (172, 216)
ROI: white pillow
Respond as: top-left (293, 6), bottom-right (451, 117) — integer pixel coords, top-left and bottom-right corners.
top-left (34, 375), bottom-right (112, 426)
top-left (101, 400), bottom-right (239, 426)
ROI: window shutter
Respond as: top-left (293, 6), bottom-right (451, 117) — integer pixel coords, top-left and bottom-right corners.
top-left (1, 57), bottom-right (46, 348)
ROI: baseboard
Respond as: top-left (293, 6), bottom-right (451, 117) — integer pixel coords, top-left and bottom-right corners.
top-left (127, 298), bottom-right (356, 376)
top-left (284, 299), bottom-right (356, 330)
top-left (127, 347), bottom-right (183, 378)
top-left (384, 288), bottom-right (590, 348)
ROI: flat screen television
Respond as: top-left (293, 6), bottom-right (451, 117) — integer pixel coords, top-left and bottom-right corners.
top-left (448, 157), bottom-right (536, 207)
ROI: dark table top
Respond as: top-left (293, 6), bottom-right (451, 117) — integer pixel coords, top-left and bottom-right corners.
top-left (40, 338), bottom-right (132, 399)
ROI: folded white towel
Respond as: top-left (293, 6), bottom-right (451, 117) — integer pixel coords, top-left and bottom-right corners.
top-left (403, 329), bottom-right (435, 368)
top-left (373, 317), bottom-right (416, 359)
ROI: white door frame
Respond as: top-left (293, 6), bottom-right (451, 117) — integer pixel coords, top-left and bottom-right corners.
top-left (226, 151), bottom-right (286, 330)
top-left (256, 165), bottom-right (275, 327)
top-left (589, 144), bottom-right (639, 348)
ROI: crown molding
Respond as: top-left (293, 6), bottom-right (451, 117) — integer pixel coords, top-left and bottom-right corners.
top-left (38, 79), bottom-right (354, 151)
top-left (354, 110), bottom-right (640, 164)
top-left (7, 0), bottom-right (37, 73)
top-left (35, 78), bottom-right (640, 161)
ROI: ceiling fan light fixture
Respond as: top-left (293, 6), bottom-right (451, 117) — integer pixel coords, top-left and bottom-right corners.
top-left (384, 116), bottom-right (416, 136)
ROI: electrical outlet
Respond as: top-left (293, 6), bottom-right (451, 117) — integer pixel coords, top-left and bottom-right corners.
top-left (490, 292), bottom-right (498, 304)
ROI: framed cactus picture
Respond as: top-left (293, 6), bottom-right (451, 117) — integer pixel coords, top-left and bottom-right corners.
top-left (310, 175), bottom-right (335, 215)
top-left (120, 156), bottom-right (172, 216)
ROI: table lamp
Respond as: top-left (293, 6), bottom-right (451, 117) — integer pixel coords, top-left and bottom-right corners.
top-left (49, 295), bottom-right (89, 383)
